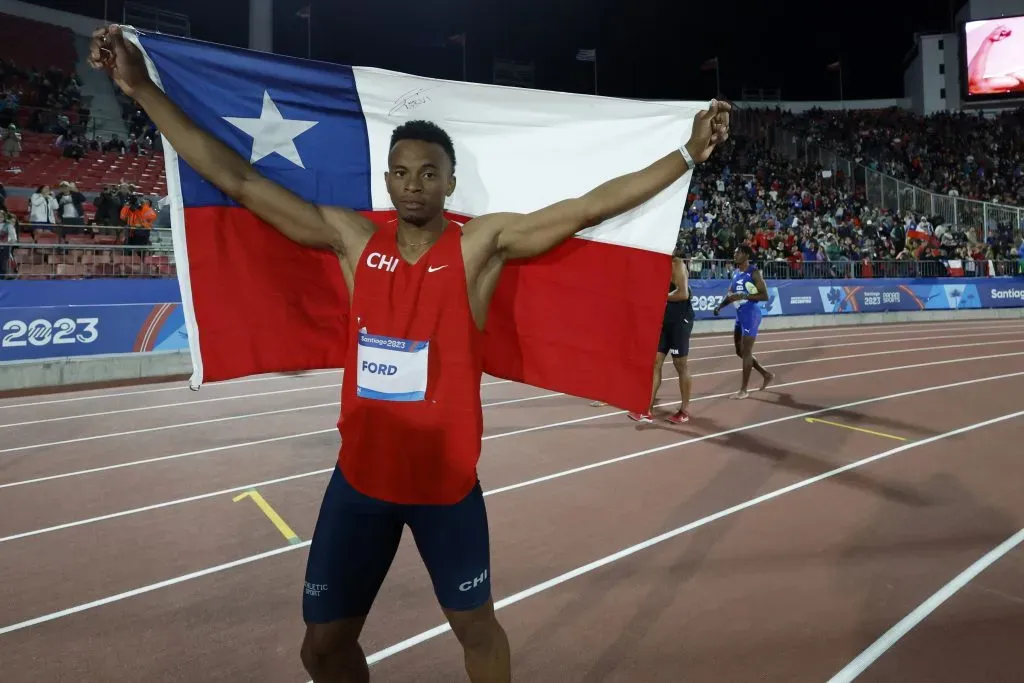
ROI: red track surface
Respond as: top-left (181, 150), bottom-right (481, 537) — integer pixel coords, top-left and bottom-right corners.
top-left (1, 319), bottom-right (1023, 682)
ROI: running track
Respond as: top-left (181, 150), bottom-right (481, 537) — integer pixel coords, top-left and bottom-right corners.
top-left (1, 320), bottom-right (1023, 682)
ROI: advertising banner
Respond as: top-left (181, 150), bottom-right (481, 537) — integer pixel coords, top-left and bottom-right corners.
top-left (688, 278), bottom-right (1024, 320)
top-left (0, 302), bottom-right (188, 362)
top-left (1, 277), bottom-right (1021, 361)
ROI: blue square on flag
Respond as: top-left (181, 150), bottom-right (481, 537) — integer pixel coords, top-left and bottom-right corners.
top-left (138, 32), bottom-right (372, 211)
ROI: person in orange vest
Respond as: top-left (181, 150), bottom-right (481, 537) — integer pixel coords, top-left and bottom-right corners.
top-left (119, 194), bottom-right (157, 245)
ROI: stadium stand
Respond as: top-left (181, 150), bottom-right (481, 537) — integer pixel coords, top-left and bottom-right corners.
top-left (0, 9), bottom-right (171, 280)
top-left (0, 9), bottom-right (1020, 282)
top-left (0, 10), bottom-right (167, 200)
top-left (677, 108), bottom-right (1024, 278)
top-left (771, 107), bottom-right (1024, 206)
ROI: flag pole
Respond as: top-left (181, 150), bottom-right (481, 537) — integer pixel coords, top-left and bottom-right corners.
top-left (839, 61), bottom-right (844, 110)
top-left (593, 49), bottom-right (599, 95)
top-left (297, 5), bottom-right (312, 58)
top-left (715, 58), bottom-right (721, 97)
top-left (462, 34), bottom-right (467, 81)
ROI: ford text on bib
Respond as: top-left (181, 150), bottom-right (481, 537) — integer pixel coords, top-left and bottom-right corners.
top-left (356, 331), bottom-right (429, 401)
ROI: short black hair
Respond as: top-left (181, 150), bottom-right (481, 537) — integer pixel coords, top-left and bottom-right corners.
top-left (736, 244), bottom-right (754, 258)
top-left (390, 120), bottom-right (456, 170)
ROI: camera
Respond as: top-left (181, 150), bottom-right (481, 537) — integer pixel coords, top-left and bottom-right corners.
top-left (127, 193), bottom-right (144, 210)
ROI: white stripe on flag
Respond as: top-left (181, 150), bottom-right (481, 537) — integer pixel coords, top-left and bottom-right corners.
top-left (352, 66), bottom-right (706, 255)
top-left (123, 26), bottom-right (206, 390)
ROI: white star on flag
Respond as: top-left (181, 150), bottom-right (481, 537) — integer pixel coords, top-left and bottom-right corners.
top-left (224, 91), bottom-right (318, 168)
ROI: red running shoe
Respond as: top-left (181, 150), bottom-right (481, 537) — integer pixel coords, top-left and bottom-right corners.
top-left (627, 411), bottom-right (654, 423)
top-left (667, 410), bottom-right (690, 424)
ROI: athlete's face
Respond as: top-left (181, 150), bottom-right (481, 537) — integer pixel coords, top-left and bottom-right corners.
top-left (385, 140), bottom-right (456, 227)
top-left (734, 248), bottom-right (748, 267)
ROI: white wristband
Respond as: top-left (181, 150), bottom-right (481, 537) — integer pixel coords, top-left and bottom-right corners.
top-left (679, 143), bottom-right (696, 169)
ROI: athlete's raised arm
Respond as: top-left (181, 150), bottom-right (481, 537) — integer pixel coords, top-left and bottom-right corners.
top-left (467, 100), bottom-right (730, 261)
top-left (88, 25), bottom-right (372, 255)
top-left (967, 25), bottom-right (1024, 95)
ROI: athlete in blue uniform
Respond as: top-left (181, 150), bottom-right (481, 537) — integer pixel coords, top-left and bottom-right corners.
top-left (628, 251), bottom-right (694, 423)
top-left (713, 244), bottom-right (774, 399)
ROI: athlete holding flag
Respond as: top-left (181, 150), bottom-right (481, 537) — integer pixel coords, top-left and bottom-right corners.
top-left (90, 23), bottom-right (732, 683)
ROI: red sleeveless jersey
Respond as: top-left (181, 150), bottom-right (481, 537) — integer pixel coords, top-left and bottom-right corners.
top-left (336, 217), bottom-right (484, 505)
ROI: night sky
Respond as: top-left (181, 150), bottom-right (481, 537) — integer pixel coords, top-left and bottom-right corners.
top-left (31, 0), bottom-right (964, 102)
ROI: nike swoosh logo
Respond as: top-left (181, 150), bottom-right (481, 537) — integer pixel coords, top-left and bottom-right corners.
top-left (427, 265), bottom-right (447, 273)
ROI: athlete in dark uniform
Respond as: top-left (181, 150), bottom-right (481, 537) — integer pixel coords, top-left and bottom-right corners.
top-left (628, 250), bottom-right (694, 423)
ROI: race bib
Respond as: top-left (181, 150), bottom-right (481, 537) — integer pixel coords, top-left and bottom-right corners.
top-left (356, 332), bottom-right (429, 402)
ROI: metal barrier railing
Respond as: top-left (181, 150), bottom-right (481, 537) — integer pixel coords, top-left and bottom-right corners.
top-left (7, 248), bottom-right (1017, 281)
top-left (770, 127), bottom-right (1024, 244)
top-left (685, 258), bottom-right (1023, 280)
top-left (3, 243), bottom-right (175, 279)
top-left (12, 224), bottom-right (172, 242)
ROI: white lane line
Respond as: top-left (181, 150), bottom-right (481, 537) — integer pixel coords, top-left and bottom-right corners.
top-left (5, 349), bottom-right (1020, 485)
top-left (662, 339), bottom-right (1023, 373)
top-left (0, 429), bottom-right (338, 490)
top-left (480, 393), bottom-right (564, 407)
top-left (0, 384), bottom-right (342, 429)
top-left (478, 327), bottom-right (1024, 389)
top-left (490, 351), bottom-right (1024, 441)
top-left (0, 389), bottom-right (563, 459)
top-left (725, 320), bottom-right (1021, 340)
top-left (7, 329), bottom-right (1020, 428)
top-left (363, 409), bottom-right (1024, 666)
top-left (483, 323), bottom-right (1024, 388)
top-left (0, 370), bottom-right (341, 411)
top-left (483, 370), bottom-right (1024, 495)
top-left (5, 401), bottom-right (1020, 645)
top-left (0, 403), bottom-right (341, 455)
top-left (674, 329), bottom-right (1024, 364)
top-left (526, 339), bottom-right (1024, 410)
top-left (686, 322), bottom-right (1024, 351)
top-left (4, 369), bottom-right (1022, 552)
top-left (0, 467), bottom-right (336, 544)
top-left (0, 542), bottom-right (309, 637)
top-left (686, 320), bottom-right (1018, 346)
top-left (827, 527), bottom-right (1024, 683)
top-left (1, 321), bottom-right (1009, 410)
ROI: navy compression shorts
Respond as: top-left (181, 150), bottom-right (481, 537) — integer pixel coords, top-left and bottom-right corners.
top-left (302, 465), bottom-right (492, 622)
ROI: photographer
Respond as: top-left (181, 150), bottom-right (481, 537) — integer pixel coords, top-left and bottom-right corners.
top-left (119, 194), bottom-right (156, 245)
top-left (93, 184), bottom-right (124, 228)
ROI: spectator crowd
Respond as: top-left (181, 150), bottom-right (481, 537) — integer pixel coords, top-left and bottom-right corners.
top-left (4, 70), bottom-right (1024, 281)
top-left (761, 106), bottom-right (1024, 206)
top-left (679, 108), bottom-right (1024, 279)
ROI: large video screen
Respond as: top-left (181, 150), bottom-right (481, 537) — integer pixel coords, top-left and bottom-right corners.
top-left (962, 15), bottom-right (1024, 100)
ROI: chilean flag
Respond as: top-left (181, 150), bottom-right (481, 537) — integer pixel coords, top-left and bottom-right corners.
top-left (127, 28), bottom-right (703, 411)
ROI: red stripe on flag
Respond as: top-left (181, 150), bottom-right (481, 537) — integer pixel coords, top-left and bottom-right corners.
top-left (183, 206), bottom-right (349, 383)
top-left (181, 206), bottom-right (670, 411)
top-left (484, 235), bottom-right (670, 411)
